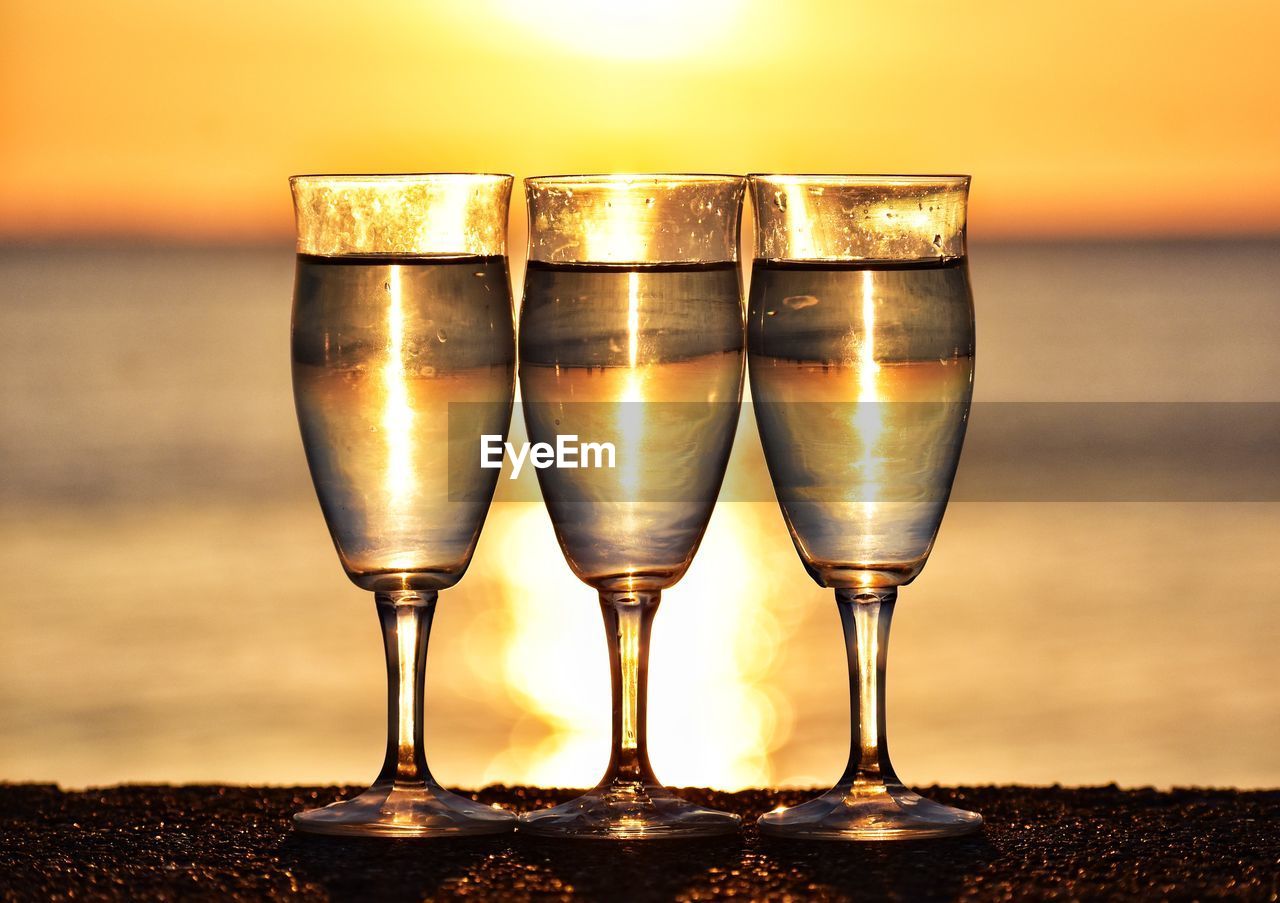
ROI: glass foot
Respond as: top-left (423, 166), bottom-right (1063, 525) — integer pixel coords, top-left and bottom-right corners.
top-left (294, 781), bottom-right (517, 838)
top-left (758, 781), bottom-right (982, 841)
top-left (520, 780), bottom-right (742, 840)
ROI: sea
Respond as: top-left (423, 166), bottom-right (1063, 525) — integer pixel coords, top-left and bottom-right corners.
top-left (1, 238), bottom-right (1277, 791)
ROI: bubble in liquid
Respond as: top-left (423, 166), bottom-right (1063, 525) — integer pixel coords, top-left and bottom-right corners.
top-left (436, 329), bottom-right (448, 343)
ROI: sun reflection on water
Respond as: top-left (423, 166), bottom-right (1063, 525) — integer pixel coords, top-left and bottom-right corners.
top-left (482, 503), bottom-right (790, 789)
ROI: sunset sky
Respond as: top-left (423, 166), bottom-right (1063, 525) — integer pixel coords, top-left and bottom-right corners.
top-left (2, 0), bottom-right (1278, 241)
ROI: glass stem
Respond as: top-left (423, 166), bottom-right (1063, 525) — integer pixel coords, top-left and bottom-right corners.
top-left (599, 590), bottom-right (660, 787)
top-left (835, 587), bottom-right (900, 790)
top-left (373, 590), bottom-right (438, 789)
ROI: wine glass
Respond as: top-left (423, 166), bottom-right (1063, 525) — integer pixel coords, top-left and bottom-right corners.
top-left (748, 174), bottom-right (982, 839)
top-left (517, 174), bottom-right (747, 839)
top-left (289, 173), bottom-right (517, 837)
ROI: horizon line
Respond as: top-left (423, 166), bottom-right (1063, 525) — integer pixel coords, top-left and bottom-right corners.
top-left (2, 232), bottom-right (1277, 251)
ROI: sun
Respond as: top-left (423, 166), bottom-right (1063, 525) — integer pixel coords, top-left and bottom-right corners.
top-left (498, 0), bottom-right (747, 60)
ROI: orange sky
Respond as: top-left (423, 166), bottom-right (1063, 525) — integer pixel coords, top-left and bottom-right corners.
top-left (2, 0), bottom-right (1277, 240)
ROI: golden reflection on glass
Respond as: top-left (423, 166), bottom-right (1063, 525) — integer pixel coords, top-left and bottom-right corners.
top-left (757, 175), bottom-right (969, 263)
top-left (852, 268), bottom-right (886, 579)
top-left (749, 174), bottom-right (982, 840)
top-left (853, 600), bottom-right (882, 770)
top-left (395, 602), bottom-right (417, 775)
top-left (857, 269), bottom-right (881, 400)
top-left (289, 173), bottom-right (517, 837)
top-left (616, 271), bottom-right (648, 508)
top-left (382, 265), bottom-right (417, 571)
top-left (620, 591), bottom-right (642, 751)
top-left (627, 270), bottom-right (641, 369)
top-left (291, 173), bottom-right (506, 258)
top-left (782, 180), bottom-right (820, 261)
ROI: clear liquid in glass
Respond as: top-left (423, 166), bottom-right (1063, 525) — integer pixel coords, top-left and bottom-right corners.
top-left (519, 261), bottom-right (744, 591)
top-left (292, 254), bottom-right (515, 592)
top-left (748, 259), bottom-right (974, 588)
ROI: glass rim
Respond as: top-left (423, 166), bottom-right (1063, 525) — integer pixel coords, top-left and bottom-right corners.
top-left (526, 172), bottom-right (745, 188)
top-left (748, 173), bottom-right (970, 186)
top-left (289, 172), bottom-right (513, 185)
